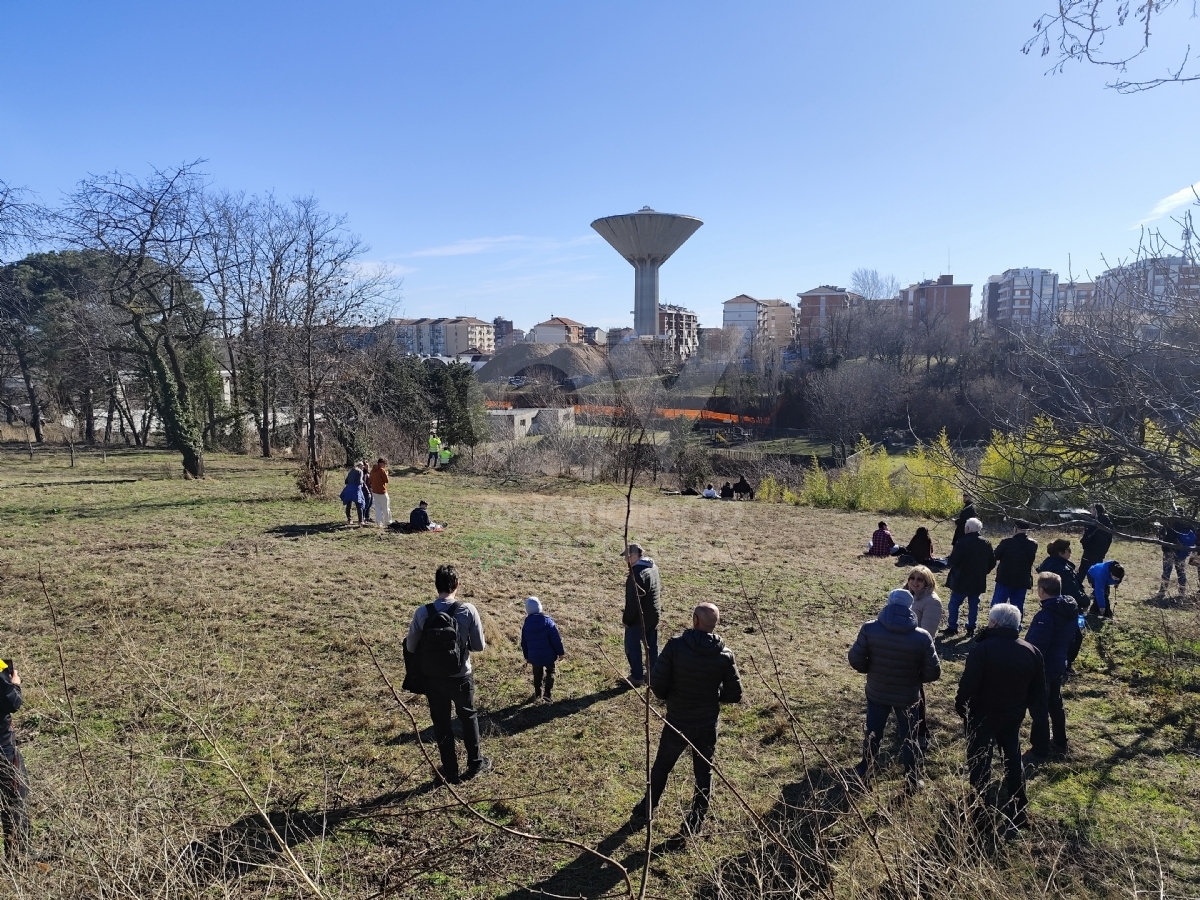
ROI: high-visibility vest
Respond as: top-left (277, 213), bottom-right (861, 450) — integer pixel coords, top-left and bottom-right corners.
top-left (428, 436), bottom-right (441, 452)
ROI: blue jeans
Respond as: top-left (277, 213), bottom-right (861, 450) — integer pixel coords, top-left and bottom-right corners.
top-left (860, 698), bottom-right (921, 775)
top-left (947, 592), bottom-right (981, 630)
top-left (624, 626), bottom-right (659, 682)
top-left (991, 584), bottom-right (1028, 614)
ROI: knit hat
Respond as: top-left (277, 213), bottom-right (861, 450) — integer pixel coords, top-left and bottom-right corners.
top-left (525, 596), bottom-right (542, 614)
top-left (887, 588), bottom-right (914, 609)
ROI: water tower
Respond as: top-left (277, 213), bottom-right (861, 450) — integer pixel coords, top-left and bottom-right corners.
top-left (591, 207), bottom-right (703, 337)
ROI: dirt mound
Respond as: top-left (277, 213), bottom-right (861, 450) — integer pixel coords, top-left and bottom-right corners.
top-left (476, 342), bottom-right (610, 383)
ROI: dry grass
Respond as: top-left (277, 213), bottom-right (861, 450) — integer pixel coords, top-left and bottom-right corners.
top-left (0, 447), bottom-right (1196, 898)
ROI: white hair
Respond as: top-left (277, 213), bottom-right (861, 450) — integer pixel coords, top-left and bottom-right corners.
top-left (988, 603), bottom-right (1021, 630)
top-left (965, 517), bottom-right (983, 534)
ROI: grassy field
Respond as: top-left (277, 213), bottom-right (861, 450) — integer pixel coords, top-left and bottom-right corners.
top-left (0, 448), bottom-right (1196, 898)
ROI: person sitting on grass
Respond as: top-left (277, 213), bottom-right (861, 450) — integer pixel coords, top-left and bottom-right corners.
top-left (520, 597), bottom-right (565, 702)
top-left (719, 482), bottom-right (735, 500)
top-left (409, 500), bottom-right (444, 532)
top-left (866, 522), bottom-right (897, 557)
top-left (1086, 560), bottom-right (1124, 619)
top-left (733, 475), bottom-right (755, 500)
top-left (701, 483), bottom-right (719, 499)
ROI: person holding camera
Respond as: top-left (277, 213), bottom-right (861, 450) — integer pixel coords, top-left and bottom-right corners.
top-left (0, 659), bottom-right (29, 861)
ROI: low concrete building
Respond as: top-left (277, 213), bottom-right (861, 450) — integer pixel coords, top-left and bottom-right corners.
top-left (488, 407), bottom-right (576, 440)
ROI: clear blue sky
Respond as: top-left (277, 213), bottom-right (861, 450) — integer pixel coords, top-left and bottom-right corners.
top-left (2, 1), bottom-right (1197, 331)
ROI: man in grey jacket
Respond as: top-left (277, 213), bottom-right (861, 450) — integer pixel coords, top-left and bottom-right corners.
top-left (848, 588), bottom-right (942, 790)
top-left (621, 543), bottom-right (663, 687)
top-left (404, 564), bottom-right (491, 784)
top-left (630, 602), bottom-right (742, 836)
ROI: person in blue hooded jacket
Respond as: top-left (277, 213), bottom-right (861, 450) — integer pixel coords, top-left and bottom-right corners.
top-left (1086, 560), bottom-right (1124, 619)
top-left (1023, 572), bottom-right (1079, 759)
top-left (520, 597), bottom-right (565, 702)
top-left (1157, 517), bottom-right (1197, 599)
top-left (848, 589), bottom-right (942, 791)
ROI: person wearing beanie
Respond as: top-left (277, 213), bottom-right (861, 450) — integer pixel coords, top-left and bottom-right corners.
top-left (848, 588), bottom-right (941, 791)
top-left (520, 596), bottom-right (565, 702)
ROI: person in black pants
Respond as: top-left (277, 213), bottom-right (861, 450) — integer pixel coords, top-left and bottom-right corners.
top-left (955, 603), bottom-right (1048, 833)
top-left (1077, 503), bottom-right (1113, 605)
top-left (1036, 540), bottom-right (1084, 670)
top-left (629, 603), bottom-right (742, 836)
top-left (1024, 572), bottom-right (1078, 759)
top-left (404, 565), bottom-right (492, 784)
top-left (0, 660), bottom-right (29, 861)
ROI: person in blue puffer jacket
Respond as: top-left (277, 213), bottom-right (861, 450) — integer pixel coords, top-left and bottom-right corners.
top-left (1086, 560), bottom-right (1124, 619)
top-left (1024, 571), bottom-right (1079, 759)
top-left (520, 597), bottom-right (565, 702)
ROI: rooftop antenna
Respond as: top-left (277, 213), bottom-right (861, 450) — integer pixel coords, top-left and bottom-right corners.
top-left (591, 207), bottom-right (703, 336)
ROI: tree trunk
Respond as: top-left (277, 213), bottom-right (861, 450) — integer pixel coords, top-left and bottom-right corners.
top-left (83, 388), bottom-right (96, 444)
top-left (131, 316), bottom-right (205, 478)
top-left (104, 386), bottom-right (116, 445)
top-left (307, 393), bottom-right (318, 469)
top-left (15, 346), bottom-right (43, 442)
top-left (260, 373), bottom-right (272, 458)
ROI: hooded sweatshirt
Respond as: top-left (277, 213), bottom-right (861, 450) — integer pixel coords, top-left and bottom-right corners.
top-left (649, 629), bottom-right (742, 724)
top-left (848, 603), bottom-right (941, 708)
top-left (1024, 594), bottom-right (1080, 680)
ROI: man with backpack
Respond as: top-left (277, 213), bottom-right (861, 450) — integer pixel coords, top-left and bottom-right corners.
top-left (404, 564), bottom-right (492, 784)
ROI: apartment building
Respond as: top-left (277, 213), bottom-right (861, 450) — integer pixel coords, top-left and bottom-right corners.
top-left (658, 304), bottom-right (700, 360)
top-left (983, 269), bottom-right (1059, 328)
top-left (1056, 281), bottom-right (1095, 311)
top-left (795, 285), bottom-right (861, 343)
top-left (532, 316), bottom-right (586, 344)
top-left (722, 295), bottom-right (796, 349)
top-left (897, 274), bottom-right (971, 330)
top-left (1094, 256), bottom-right (1200, 311)
top-left (389, 316), bottom-right (496, 356)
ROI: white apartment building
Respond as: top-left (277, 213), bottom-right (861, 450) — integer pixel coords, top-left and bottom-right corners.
top-left (984, 268), bottom-right (1059, 328)
top-left (658, 304), bottom-right (700, 360)
top-left (389, 317), bottom-right (496, 356)
top-left (532, 316), bottom-right (586, 344)
top-left (722, 295), bottom-right (795, 349)
top-left (1094, 256), bottom-right (1200, 311)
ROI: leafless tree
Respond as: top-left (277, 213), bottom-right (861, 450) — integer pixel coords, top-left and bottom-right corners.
top-left (807, 363), bottom-right (898, 463)
top-left (1024, 0), bottom-right (1200, 91)
top-left (59, 164), bottom-right (214, 477)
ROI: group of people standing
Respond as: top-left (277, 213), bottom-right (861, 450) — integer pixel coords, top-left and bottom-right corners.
top-left (339, 459), bottom-right (445, 532)
top-left (400, 546), bottom-right (743, 837)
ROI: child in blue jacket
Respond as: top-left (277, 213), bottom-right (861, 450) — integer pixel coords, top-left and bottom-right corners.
top-left (520, 597), bottom-right (565, 702)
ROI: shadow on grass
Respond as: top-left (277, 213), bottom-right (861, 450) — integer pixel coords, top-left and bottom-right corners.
top-left (385, 685), bottom-right (628, 747)
top-left (266, 522), bottom-right (354, 538)
top-left (181, 783), bottom-right (438, 883)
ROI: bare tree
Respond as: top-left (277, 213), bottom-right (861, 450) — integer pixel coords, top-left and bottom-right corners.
top-left (59, 164), bottom-right (214, 477)
top-left (806, 363), bottom-right (898, 463)
top-left (1024, 0), bottom-right (1200, 91)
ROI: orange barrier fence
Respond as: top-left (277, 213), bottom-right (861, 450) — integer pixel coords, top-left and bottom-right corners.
top-left (486, 399), bottom-right (769, 426)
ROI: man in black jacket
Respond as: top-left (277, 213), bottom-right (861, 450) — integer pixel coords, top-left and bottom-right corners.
top-left (955, 603), bottom-right (1047, 831)
top-left (848, 589), bottom-right (941, 791)
top-left (943, 518), bottom-right (996, 638)
top-left (631, 602), bottom-right (742, 835)
top-left (0, 660), bottom-right (28, 860)
top-left (991, 519), bottom-right (1039, 614)
top-left (1078, 503), bottom-right (1113, 591)
top-left (951, 494), bottom-right (977, 546)
top-left (621, 543), bottom-right (663, 687)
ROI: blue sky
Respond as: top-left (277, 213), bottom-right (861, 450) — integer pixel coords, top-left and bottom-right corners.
top-left (2, 1), bottom-right (1197, 331)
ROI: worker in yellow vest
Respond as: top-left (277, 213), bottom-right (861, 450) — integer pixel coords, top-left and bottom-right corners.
top-left (427, 433), bottom-right (442, 468)
top-left (439, 445), bottom-right (453, 469)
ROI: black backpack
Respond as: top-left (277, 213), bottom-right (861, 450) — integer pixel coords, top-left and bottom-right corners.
top-left (418, 602), bottom-right (464, 677)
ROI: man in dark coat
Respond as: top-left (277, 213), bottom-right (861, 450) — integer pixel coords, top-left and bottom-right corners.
top-left (1078, 503), bottom-right (1113, 587)
top-left (621, 543), bottom-right (663, 687)
top-left (848, 589), bottom-right (941, 790)
top-left (955, 602), bottom-right (1047, 831)
top-left (1037, 539), bottom-right (1085, 667)
top-left (951, 494), bottom-right (977, 546)
top-left (943, 518), bottom-right (996, 637)
top-left (630, 602), bottom-right (742, 835)
top-left (991, 519), bottom-right (1039, 614)
top-left (0, 659), bottom-right (28, 861)
top-left (1023, 572), bottom-right (1078, 758)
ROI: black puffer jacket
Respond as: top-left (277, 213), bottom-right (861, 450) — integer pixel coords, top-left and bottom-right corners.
top-left (952, 502), bottom-right (977, 546)
top-left (1025, 594), bottom-right (1079, 680)
top-left (650, 629), bottom-right (742, 723)
top-left (946, 532), bottom-right (995, 596)
top-left (993, 533), bottom-right (1038, 589)
top-left (1036, 554), bottom-right (1081, 600)
top-left (1080, 513), bottom-right (1113, 562)
top-left (848, 604), bottom-right (941, 707)
top-left (0, 670), bottom-right (22, 751)
top-left (623, 558), bottom-right (662, 631)
top-left (955, 626), bottom-right (1047, 728)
